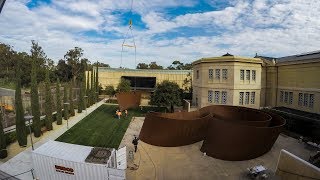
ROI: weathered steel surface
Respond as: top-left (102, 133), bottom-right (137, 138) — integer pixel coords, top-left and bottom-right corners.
top-left (139, 105), bottom-right (285, 161)
top-left (116, 91), bottom-right (142, 111)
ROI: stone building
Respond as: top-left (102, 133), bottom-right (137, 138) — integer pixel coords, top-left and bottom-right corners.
top-left (193, 51), bottom-right (320, 114)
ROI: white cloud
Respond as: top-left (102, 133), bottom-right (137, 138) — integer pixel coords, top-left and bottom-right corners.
top-left (0, 0), bottom-right (320, 69)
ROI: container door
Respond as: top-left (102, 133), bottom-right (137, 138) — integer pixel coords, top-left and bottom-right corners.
top-left (116, 146), bottom-right (127, 170)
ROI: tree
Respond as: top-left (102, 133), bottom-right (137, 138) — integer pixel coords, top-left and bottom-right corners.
top-left (82, 68), bottom-right (87, 110)
top-left (64, 47), bottom-right (84, 84)
top-left (69, 82), bottom-right (75, 116)
top-left (116, 78), bottom-right (131, 93)
top-left (95, 63), bottom-right (99, 102)
top-left (77, 77), bottom-right (84, 113)
top-left (90, 69), bottom-right (94, 105)
top-left (149, 61), bottom-right (163, 69)
top-left (44, 68), bottom-right (53, 130)
top-left (30, 42), bottom-right (42, 137)
top-left (182, 72), bottom-right (192, 92)
top-left (0, 43), bottom-right (15, 83)
top-left (56, 79), bottom-right (62, 125)
top-left (105, 85), bottom-right (115, 102)
top-left (85, 69), bottom-right (90, 108)
top-left (167, 60), bottom-right (192, 70)
top-left (182, 72), bottom-right (193, 100)
top-left (63, 84), bottom-right (68, 120)
top-left (0, 110), bottom-right (7, 158)
top-left (15, 61), bottom-right (27, 146)
top-left (92, 62), bottom-right (110, 68)
top-left (150, 80), bottom-right (182, 112)
top-left (136, 63), bottom-right (149, 69)
top-left (55, 59), bottom-right (72, 82)
top-left (86, 70), bottom-right (90, 97)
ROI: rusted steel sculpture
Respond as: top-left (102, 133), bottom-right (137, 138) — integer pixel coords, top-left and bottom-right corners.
top-left (116, 91), bottom-right (142, 111)
top-left (139, 105), bottom-right (285, 161)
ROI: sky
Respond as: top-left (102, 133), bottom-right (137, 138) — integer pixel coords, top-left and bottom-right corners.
top-left (0, 0), bottom-right (320, 68)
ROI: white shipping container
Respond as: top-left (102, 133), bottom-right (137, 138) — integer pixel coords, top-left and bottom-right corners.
top-left (32, 140), bottom-right (126, 180)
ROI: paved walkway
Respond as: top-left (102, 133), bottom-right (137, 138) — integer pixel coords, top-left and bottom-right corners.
top-left (122, 117), bottom-right (315, 180)
top-left (0, 100), bottom-right (105, 180)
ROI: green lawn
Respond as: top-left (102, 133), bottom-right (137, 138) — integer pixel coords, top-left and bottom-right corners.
top-left (56, 104), bottom-right (167, 148)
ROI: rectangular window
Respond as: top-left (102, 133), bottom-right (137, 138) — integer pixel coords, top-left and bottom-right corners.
top-left (289, 92), bottom-right (293, 105)
top-left (214, 91), bottom-right (220, 103)
top-left (280, 91), bottom-right (284, 103)
top-left (208, 69), bottom-right (213, 79)
top-left (251, 92), bottom-right (255, 104)
top-left (245, 92), bottom-right (250, 104)
top-left (284, 92), bottom-right (288, 104)
top-left (304, 93), bottom-right (309, 107)
top-left (239, 92), bottom-right (244, 105)
top-left (208, 90), bottom-right (213, 103)
top-left (196, 70), bottom-right (199, 79)
top-left (246, 70), bottom-right (250, 81)
top-left (221, 91), bottom-right (227, 104)
top-left (222, 69), bottom-right (228, 80)
top-left (298, 93), bottom-right (303, 106)
top-left (240, 70), bottom-right (244, 80)
top-left (215, 69), bottom-right (220, 80)
top-left (252, 70), bottom-right (256, 81)
top-left (309, 94), bottom-right (314, 108)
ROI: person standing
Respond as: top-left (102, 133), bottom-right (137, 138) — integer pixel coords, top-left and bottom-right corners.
top-left (125, 109), bottom-right (128, 117)
top-left (115, 109), bottom-right (119, 118)
top-left (132, 136), bottom-right (139, 153)
top-left (117, 110), bottom-right (122, 120)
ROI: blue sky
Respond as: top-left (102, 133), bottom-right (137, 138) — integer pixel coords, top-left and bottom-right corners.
top-left (0, 0), bottom-right (320, 68)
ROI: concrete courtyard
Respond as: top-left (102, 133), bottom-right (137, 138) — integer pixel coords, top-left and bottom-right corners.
top-left (121, 117), bottom-right (315, 180)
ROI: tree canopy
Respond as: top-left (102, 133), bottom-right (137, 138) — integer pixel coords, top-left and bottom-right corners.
top-left (150, 80), bottom-right (182, 112)
top-left (136, 62), bottom-right (163, 69)
top-left (167, 60), bottom-right (192, 70)
top-left (116, 78), bottom-right (131, 93)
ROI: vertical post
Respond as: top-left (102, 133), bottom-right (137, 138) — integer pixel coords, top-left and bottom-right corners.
top-left (24, 115), bottom-right (34, 150)
top-left (28, 120), bottom-right (34, 150)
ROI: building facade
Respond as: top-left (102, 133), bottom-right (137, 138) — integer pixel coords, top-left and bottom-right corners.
top-left (96, 68), bottom-right (192, 89)
top-left (193, 51), bottom-right (320, 114)
top-left (193, 55), bottom-right (262, 109)
top-left (94, 68), bottom-right (192, 105)
top-left (260, 51), bottom-right (320, 114)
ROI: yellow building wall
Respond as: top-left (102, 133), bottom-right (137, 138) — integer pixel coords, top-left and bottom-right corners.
top-left (93, 68), bottom-right (192, 89)
top-left (275, 62), bottom-right (320, 114)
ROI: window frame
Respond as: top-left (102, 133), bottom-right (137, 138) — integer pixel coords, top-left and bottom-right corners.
top-left (208, 90), bottom-right (213, 103)
top-left (298, 93), bottom-right (303, 106)
top-left (309, 94), bottom-right (314, 108)
top-left (246, 70), bottom-right (250, 81)
top-left (245, 92), bottom-right (250, 104)
top-left (250, 92), bottom-right (255, 104)
top-left (304, 93), bottom-right (309, 107)
top-left (208, 69), bottom-right (213, 80)
top-left (221, 91), bottom-right (227, 104)
top-left (214, 91), bottom-right (220, 104)
top-left (240, 70), bottom-right (244, 80)
top-left (239, 92), bottom-right (244, 105)
top-left (280, 91), bottom-right (284, 103)
top-left (215, 69), bottom-right (220, 80)
top-left (289, 92), bottom-right (293, 105)
top-left (252, 70), bottom-right (256, 81)
top-left (222, 69), bottom-right (228, 80)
